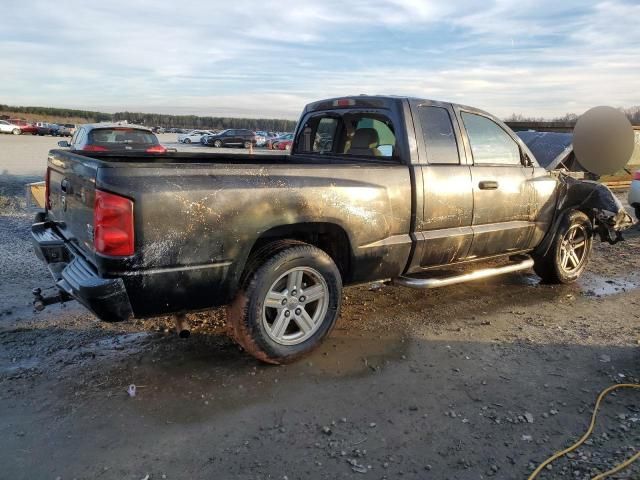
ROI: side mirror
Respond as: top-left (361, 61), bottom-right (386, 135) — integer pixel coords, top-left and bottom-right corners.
top-left (57, 141), bottom-right (70, 148)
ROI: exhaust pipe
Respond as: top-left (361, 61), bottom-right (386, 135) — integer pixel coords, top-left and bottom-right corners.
top-left (174, 314), bottom-right (190, 338)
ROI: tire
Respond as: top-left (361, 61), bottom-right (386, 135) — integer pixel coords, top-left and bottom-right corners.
top-left (12, 128), bottom-right (21, 135)
top-left (227, 242), bottom-right (342, 364)
top-left (635, 206), bottom-right (640, 222)
top-left (184, 138), bottom-right (191, 144)
top-left (243, 141), bottom-right (251, 148)
top-left (213, 140), bottom-right (223, 148)
top-left (533, 210), bottom-right (592, 284)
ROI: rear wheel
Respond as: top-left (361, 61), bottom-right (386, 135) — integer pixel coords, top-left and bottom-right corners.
top-left (227, 242), bottom-right (342, 364)
top-left (243, 141), bottom-right (251, 148)
top-left (12, 128), bottom-right (21, 135)
top-left (533, 210), bottom-right (592, 284)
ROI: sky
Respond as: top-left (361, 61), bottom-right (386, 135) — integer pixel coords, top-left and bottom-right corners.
top-left (1, 0), bottom-right (639, 119)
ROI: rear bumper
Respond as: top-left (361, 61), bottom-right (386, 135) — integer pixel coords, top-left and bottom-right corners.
top-left (31, 222), bottom-right (133, 322)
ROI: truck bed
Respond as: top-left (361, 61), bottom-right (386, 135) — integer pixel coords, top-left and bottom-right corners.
top-left (43, 149), bottom-right (413, 318)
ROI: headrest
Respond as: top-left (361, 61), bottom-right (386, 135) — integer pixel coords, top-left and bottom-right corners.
top-left (351, 128), bottom-right (379, 149)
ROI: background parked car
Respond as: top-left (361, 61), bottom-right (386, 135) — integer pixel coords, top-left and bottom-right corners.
top-left (58, 124), bottom-right (76, 137)
top-left (177, 130), bottom-right (214, 144)
top-left (274, 139), bottom-right (293, 151)
top-left (0, 120), bottom-right (22, 135)
top-left (57, 124), bottom-right (167, 153)
top-left (35, 122), bottom-right (62, 136)
top-left (204, 129), bottom-right (257, 148)
top-left (267, 133), bottom-right (294, 149)
top-left (0, 119), bottom-right (37, 135)
top-left (254, 130), bottom-right (272, 147)
top-left (629, 169), bottom-right (640, 220)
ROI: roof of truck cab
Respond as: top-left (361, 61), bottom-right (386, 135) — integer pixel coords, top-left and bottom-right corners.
top-left (304, 95), bottom-right (494, 117)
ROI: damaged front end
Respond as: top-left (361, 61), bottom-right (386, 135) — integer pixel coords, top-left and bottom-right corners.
top-left (554, 173), bottom-right (633, 245)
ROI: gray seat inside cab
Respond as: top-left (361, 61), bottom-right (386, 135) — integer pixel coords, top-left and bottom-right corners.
top-left (347, 128), bottom-right (381, 156)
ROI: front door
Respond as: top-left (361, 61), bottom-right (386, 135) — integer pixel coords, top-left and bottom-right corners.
top-left (458, 110), bottom-right (535, 259)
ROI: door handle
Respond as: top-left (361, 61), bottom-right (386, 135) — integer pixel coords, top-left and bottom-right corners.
top-left (61, 178), bottom-right (69, 193)
top-left (478, 180), bottom-right (498, 190)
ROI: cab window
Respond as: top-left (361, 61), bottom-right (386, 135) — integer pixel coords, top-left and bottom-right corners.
top-left (461, 112), bottom-right (521, 165)
top-left (297, 112), bottom-right (397, 159)
top-left (418, 106), bottom-right (460, 164)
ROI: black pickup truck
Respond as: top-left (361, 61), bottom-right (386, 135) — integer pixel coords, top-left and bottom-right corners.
top-left (32, 96), bottom-right (629, 363)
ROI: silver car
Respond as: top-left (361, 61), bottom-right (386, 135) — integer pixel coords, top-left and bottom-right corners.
top-left (629, 170), bottom-right (640, 220)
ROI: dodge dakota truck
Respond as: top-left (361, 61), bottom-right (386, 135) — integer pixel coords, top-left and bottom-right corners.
top-left (32, 96), bottom-right (630, 363)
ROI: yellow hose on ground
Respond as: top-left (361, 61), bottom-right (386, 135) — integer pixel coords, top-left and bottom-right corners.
top-left (527, 383), bottom-right (640, 480)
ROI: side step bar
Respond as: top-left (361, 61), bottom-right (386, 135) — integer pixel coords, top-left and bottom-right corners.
top-left (393, 255), bottom-right (534, 289)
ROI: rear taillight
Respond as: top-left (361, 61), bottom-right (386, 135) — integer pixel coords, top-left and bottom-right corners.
top-left (145, 145), bottom-right (167, 153)
top-left (633, 171), bottom-right (640, 181)
top-left (83, 145), bottom-right (108, 152)
top-left (94, 190), bottom-right (134, 256)
top-left (45, 167), bottom-right (51, 211)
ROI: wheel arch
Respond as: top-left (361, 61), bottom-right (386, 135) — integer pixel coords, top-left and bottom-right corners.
top-left (229, 222), bottom-right (354, 295)
top-left (534, 207), bottom-right (593, 257)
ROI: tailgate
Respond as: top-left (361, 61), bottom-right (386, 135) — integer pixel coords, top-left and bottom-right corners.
top-left (47, 151), bottom-right (98, 259)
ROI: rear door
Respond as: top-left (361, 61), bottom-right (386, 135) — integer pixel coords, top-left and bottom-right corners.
top-left (411, 101), bottom-right (475, 267)
top-left (457, 109), bottom-right (535, 258)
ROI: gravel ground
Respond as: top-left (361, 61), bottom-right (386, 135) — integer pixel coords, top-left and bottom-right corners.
top-left (0, 139), bottom-right (638, 479)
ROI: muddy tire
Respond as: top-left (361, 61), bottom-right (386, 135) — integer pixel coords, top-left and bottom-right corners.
top-left (533, 210), bottom-right (592, 284)
top-left (227, 242), bottom-right (342, 364)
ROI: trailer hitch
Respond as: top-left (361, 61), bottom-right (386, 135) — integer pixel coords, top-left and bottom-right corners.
top-left (32, 287), bottom-right (72, 311)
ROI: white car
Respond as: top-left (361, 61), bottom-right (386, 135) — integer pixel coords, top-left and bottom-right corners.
top-left (629, 170), bottom-right (640, 220)
top-left (177, 130), bottom-right (213, 144)
top-left (0, 119), bottom-right (23, 135)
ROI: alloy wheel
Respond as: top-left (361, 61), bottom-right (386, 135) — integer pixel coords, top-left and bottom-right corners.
top-left (262, 266), bottom-right (329, 346)
top-left (559, 224), bottom-right (588, 274)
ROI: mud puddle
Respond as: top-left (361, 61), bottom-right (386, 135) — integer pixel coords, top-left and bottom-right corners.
top-left (578, 273), bottom-right (640, 297)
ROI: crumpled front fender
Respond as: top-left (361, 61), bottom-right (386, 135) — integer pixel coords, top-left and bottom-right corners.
top-left (535, 174), bottom-right (634, 256)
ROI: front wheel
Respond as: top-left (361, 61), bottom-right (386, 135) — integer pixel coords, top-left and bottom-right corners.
top-left (533, 210), bottom-right (592, 284)
top-left (243, 141), bottom-right (251, 148)
top-left (213, 139), bottom-right (222, 148)
top-left (184, 138), bottom-right (191, 144)
top-left (227, 242), bottom-right (342, 364)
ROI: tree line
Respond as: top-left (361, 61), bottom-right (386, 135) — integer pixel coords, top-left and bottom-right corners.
top-left (0, 104), bottom-right (297, 131)
top-left (505, 106), bottom-right (640, 125)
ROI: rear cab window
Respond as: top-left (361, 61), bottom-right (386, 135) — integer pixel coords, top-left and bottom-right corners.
top-left (296, 110), bottom-right (398, 160)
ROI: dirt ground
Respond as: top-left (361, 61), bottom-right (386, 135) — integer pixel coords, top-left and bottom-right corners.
top-left (0, 141), bottom-right (638, 479)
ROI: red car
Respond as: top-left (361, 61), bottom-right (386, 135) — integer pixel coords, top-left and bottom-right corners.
top-left (7, 119), bottom-right (37, 135)
top-left (276, 139), bottom-right (293, 151)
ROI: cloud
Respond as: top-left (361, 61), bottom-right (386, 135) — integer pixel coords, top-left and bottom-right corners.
top-left (0, 0), bottom-right (638, 118)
